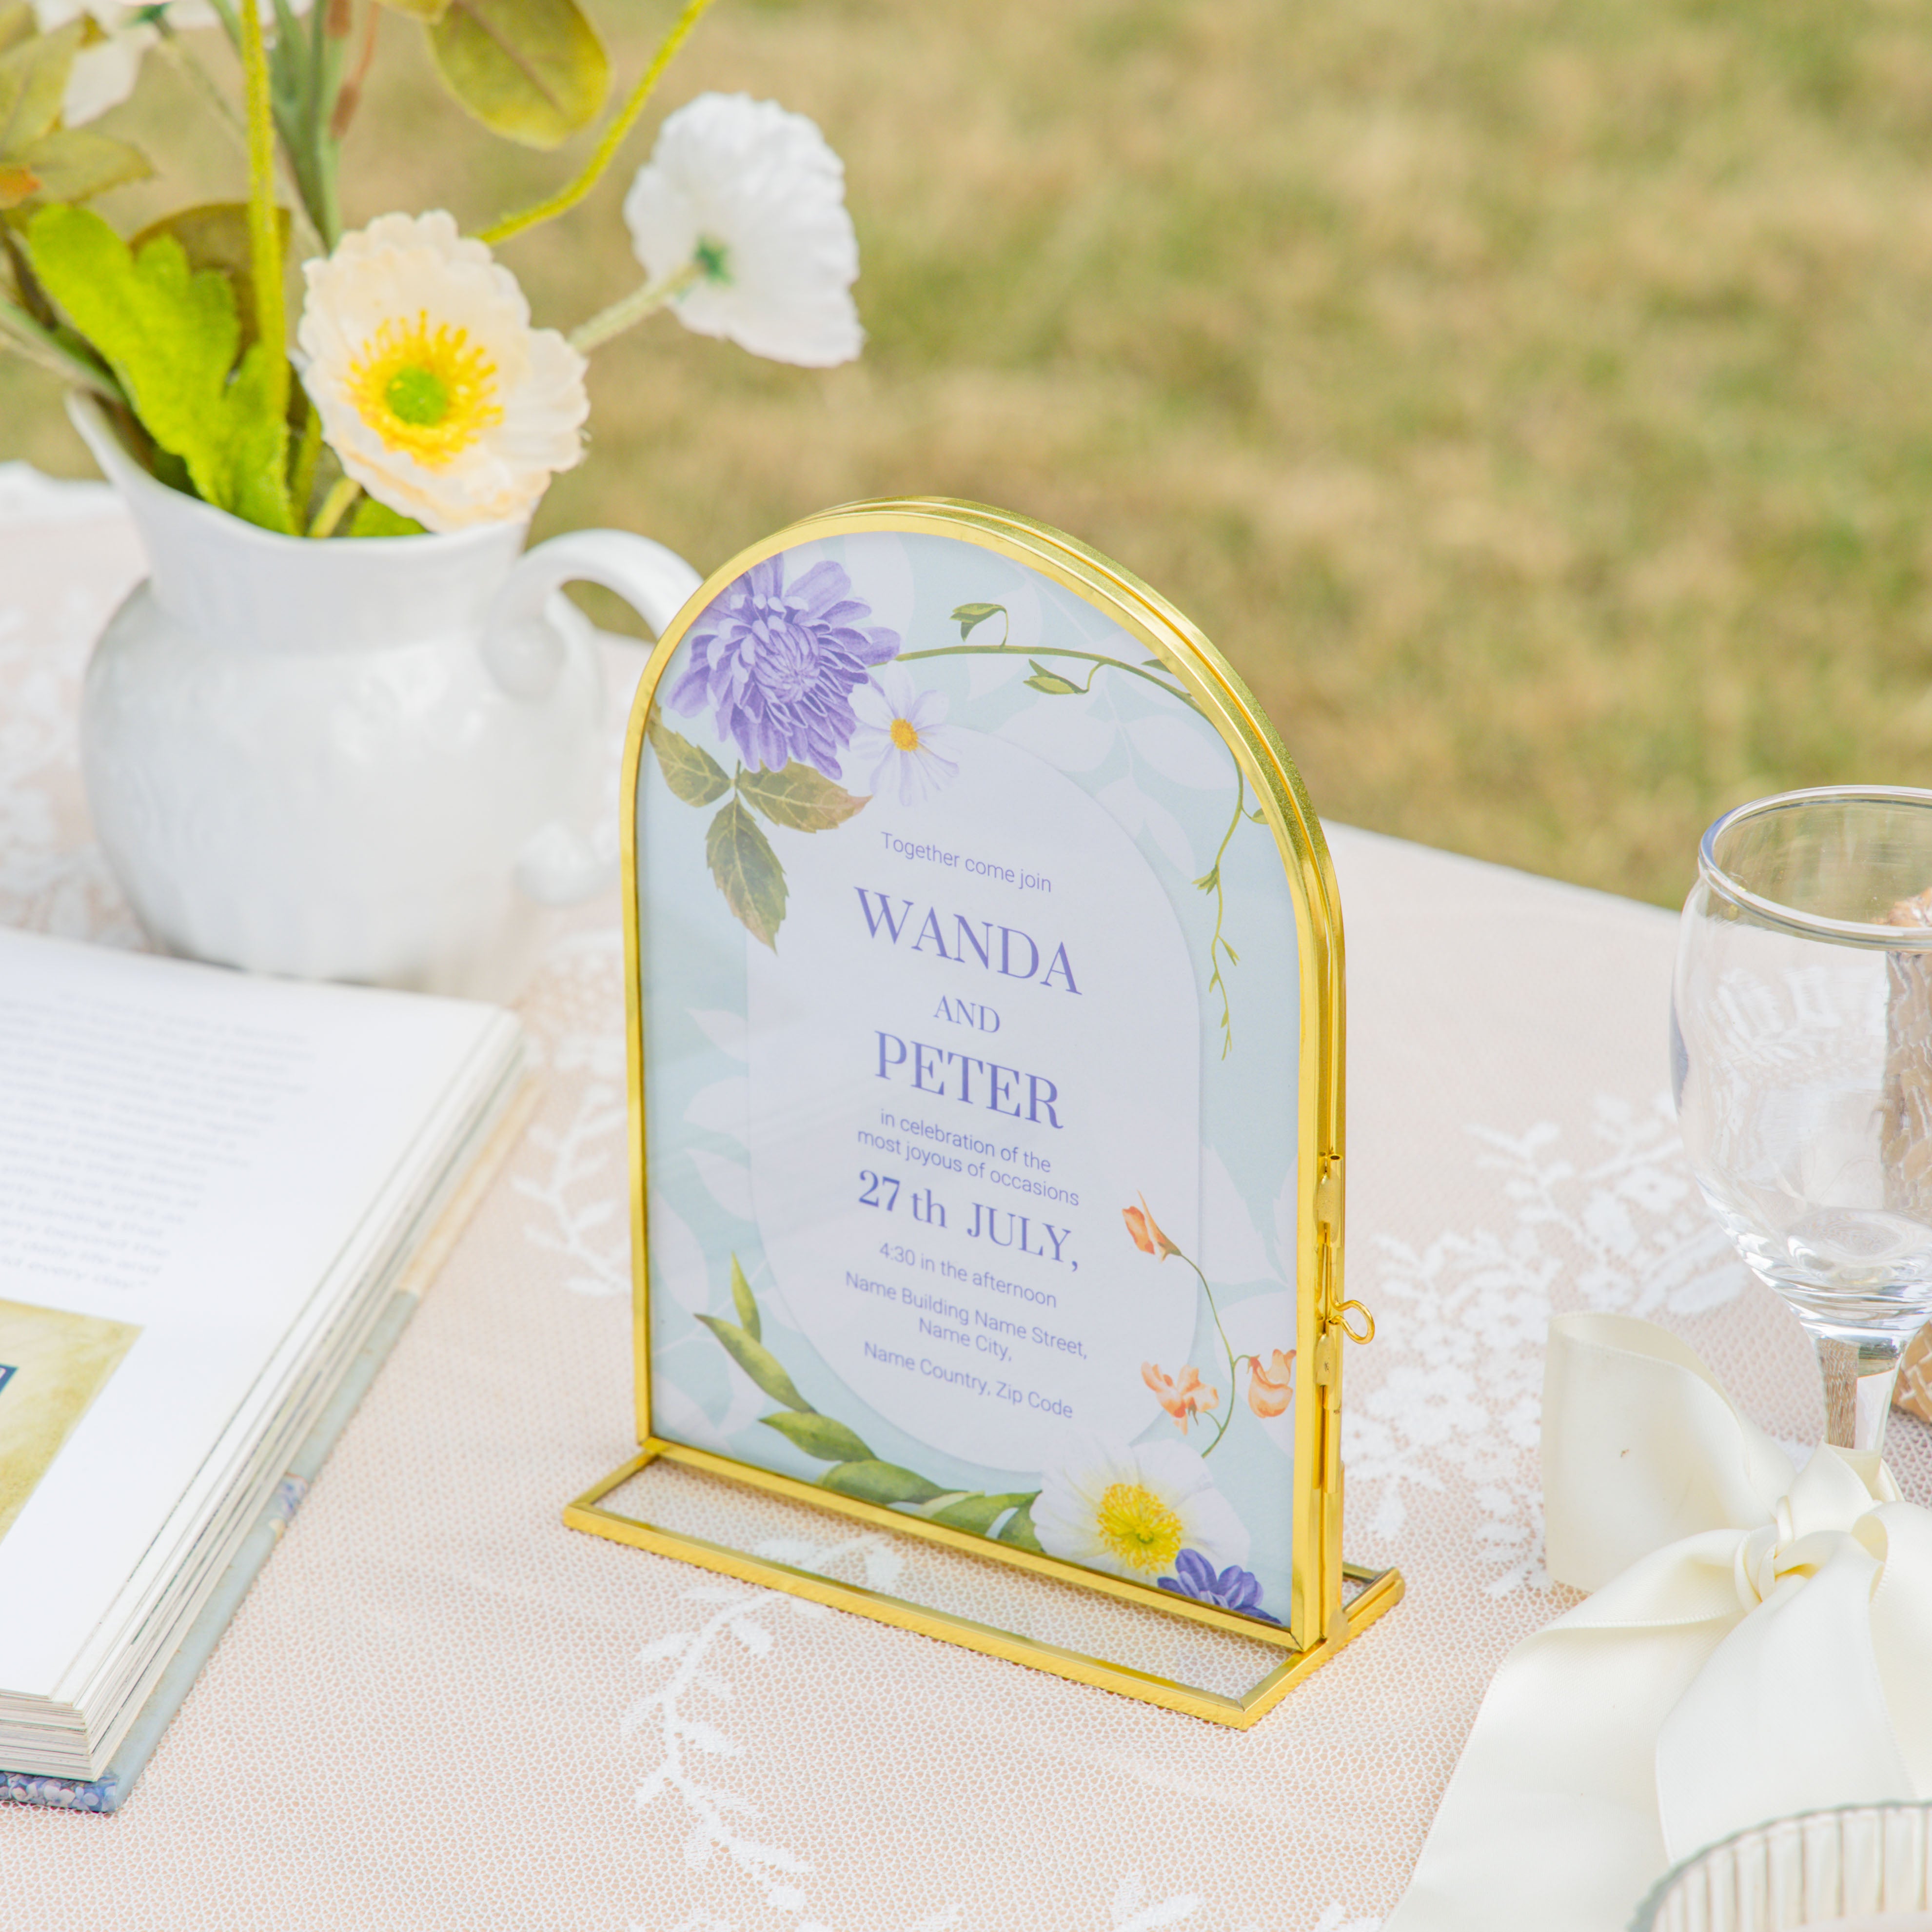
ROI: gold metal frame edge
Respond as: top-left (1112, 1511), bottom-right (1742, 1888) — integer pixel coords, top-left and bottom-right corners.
top-left (565, 1448), bottom-right (1404, 1731)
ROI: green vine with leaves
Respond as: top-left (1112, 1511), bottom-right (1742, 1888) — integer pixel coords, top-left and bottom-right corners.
top-left (924, 601), bottom-right (1267, 1058)
top-left (695, 1256), bottom-right (1045, 1550)
top-left (1194, 774), bottom-right (1268, 1061)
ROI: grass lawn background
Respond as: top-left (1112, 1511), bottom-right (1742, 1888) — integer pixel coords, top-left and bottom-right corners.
top-left (7, 0), bottom-right (1932, 908)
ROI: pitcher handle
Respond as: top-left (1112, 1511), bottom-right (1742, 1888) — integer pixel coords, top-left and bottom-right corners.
top-left (480, 527), bottom-right (702, 700)
top-left (480, 528), bottom-right (704, 907)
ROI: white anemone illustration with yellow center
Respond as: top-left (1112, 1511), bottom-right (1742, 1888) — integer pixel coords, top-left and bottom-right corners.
top-left (297, 210), bottom-right (588, 532)
top-left (848, 664), bottom-right (959, 805)
top-left (1033, 1434), bottom-right (1248, 1583)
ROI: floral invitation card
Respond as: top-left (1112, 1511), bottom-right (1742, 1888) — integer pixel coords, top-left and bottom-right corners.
top-left (631, 517), bottom-right (1309, 1634)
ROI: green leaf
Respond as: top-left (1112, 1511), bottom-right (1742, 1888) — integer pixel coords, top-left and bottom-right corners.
top-left (0, 6), bottom-right (34, 58)
top-left (819, 1460), bottom-right (946, 1506)
top-left (11, 129), bottom-right (152, 207)
top-left (0, 21), bottom-right (79, 157)
top-left (0, 289), bottom-right (122, 399)
top-left (736, 761), bottom-right (868, 833)
top-left (28, 207), bottom-right (293, 534)
top-left (759, 1411), bottom-right (875, 1464)
top-left (347, 495), bottom-right (427, 538)
top-left (130, 204), bottom-right (288, 351)
top-left (648, 713), bottom-right (729, 808)
top-left (693, 1313), bottom-right (812, 1412)
top-left (729, 1254), bottom-right (759, 1341)
top-left (705, 795), bottom-right (787, 949)
top-left (929, 1491), bottom-right (1038, 1535)
top-left (374, 0), bottom-right (450, 17)
top-left (951, 600), bottom-right (1005, 641)
top-left (427, 0), bottom-right (610, 149)
top-left (1024, 660), bottom-right (1083, 696)
top-left (213, 340), bottom-right (296, 533)
top-left (996, 1498), bottom-right (1045, 1553)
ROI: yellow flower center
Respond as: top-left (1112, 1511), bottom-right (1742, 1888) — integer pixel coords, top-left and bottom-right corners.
top-left (889, 717), bottom-right (920, 751)
top-left (1094, 1481), bottom-right (1185, 1573)
top-left (344, 312), bottom-right (502, 470)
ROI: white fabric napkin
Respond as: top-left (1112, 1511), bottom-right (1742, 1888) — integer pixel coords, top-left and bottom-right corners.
top-left (1385, 1311), bottom-right (1932, 1932)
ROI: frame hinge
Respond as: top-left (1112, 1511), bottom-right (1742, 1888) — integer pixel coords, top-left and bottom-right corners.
top-left (1314, 1153), bottom-right (1342, 1246)
top-left (1313, 1331), bottom-right (1341, 1397)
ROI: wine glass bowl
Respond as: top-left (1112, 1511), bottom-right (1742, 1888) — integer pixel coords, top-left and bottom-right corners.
top-left (1673, 787), bottom-right (1932, 1452)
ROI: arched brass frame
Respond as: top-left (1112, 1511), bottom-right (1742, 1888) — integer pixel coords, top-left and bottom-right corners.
top-left (564, 498), bottom-right (1401, 1726)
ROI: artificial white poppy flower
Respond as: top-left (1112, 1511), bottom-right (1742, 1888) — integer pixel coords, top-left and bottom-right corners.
top-left (296, 210), bottom-right (588, 532)
top-left (622, 91), bottom-right (862, 368)
top-left (848, 664), bottom-right (959, 805)
top-left (1033, 1434), bottom-right (1249, 1584)
top-left (33, 0), bottom-right (308, 125)
top-left (33, 0), bottom-right (154, 125)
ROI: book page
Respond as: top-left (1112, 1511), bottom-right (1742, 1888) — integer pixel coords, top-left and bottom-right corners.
top-left (0, 929), bottom-right (507, 1698)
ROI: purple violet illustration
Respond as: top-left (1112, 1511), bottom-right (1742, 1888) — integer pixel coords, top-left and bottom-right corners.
top-left (669, 555), bottom-right (900, 778)
top-left (1157, 1549), bottom-right (1281, 1623)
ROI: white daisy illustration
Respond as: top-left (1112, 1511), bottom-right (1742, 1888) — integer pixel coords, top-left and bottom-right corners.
top-left (1032, 1434), bottom-right (1248, 1583)
top-left (848, 664), bottom-right (960, 805)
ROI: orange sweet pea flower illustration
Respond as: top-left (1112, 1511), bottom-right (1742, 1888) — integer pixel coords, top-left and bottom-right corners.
top-left (1122, 1194), bottom-right (1181, 1260)
top-left (1142, 1360), bottom-right (1218, 1432)
top-left (1246, 1348), bottom-right (1296, 1418)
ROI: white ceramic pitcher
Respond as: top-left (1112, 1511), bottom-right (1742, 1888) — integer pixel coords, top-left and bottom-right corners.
top-left (69, 396), bottom-right (701, 1000)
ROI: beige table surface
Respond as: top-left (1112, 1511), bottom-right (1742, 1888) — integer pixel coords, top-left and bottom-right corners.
top-left (2, 465), bottom-right (1924, 1932)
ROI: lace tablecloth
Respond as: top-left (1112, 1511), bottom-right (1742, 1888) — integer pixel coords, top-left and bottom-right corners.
top-left (3, 464), bottom-right (1925, 1932)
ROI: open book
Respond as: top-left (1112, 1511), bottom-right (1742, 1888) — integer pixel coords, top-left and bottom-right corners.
top-left (0, 928), bottom-right (528, 1785)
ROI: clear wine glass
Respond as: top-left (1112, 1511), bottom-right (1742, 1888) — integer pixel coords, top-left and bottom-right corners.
top-left (1673, 786), bottom-right (1932, 1456)
top-left (1631, 1800), bottom-right (1932, 1930)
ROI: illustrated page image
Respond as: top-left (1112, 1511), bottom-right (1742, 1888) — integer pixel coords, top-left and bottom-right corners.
top-left (638, 529), bottom-right (1302, 1627)
top-left (0, 1300), bottom-right (141, 1546)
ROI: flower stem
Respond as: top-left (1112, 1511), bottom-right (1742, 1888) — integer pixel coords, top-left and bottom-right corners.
top-left (294, 0), bottom-right (345, 249)
top-left (477, 0), bottom-right (719, 248)
top-left (568, 259), bottom-right (704, 353)
top-left (1178, 1249), bottom-right (1240, 1456)
top-left (327, 0), bottom-right (379, 143)
top-left (308, 473), bottom-right (359, 539)
top-left (237, 0), bottom-right (289, 426)
top-left (0, 298), bottom-right (126, 404)
top-left (1197, 771), bottom-right (1254, 1060)
top-left (289, 403), bottom-right (322, 521)
top-left (155, 22), bottom-right (327, 261)
top-left (896, 643), bottom-right (1200, 712)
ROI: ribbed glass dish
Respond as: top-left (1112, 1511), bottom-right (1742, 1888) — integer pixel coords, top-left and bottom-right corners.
top-left (1634, 1805), bottom-right (1932, 1931)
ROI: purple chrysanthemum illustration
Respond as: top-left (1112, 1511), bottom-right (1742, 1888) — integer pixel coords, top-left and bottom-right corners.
top-left (668, 555), bottom-right (900, 778)
top-left (1157, 1548), bottom-right (1281, 1623)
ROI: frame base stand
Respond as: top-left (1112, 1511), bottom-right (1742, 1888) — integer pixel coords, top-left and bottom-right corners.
top-left (567, 1442), bottom-right (1402, 1729)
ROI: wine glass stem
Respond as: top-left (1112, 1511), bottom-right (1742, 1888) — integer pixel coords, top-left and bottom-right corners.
top-left (1815, 1334), bottom-right (1903, 1454)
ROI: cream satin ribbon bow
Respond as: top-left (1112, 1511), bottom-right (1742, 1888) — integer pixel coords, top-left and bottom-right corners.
top-left (1385, 1311), bottom-right (1932, 1932)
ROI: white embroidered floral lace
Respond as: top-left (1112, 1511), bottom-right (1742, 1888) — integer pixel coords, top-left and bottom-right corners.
top-left (2, 470), bottom-right (1926, 1932)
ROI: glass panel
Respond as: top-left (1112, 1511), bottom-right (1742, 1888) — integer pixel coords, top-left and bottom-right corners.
top-left (634, 524), bottom-right (1305, 1633)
